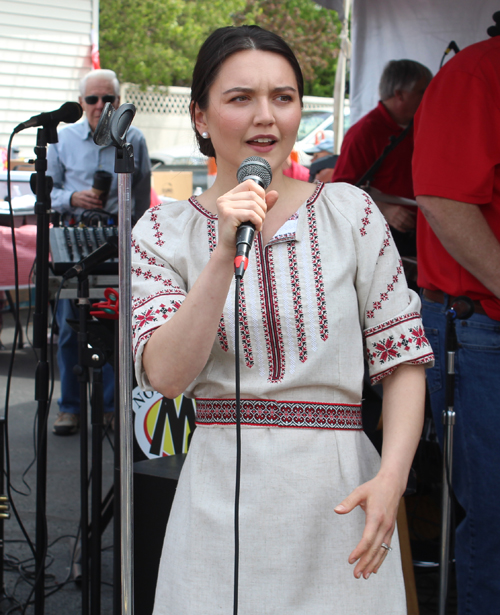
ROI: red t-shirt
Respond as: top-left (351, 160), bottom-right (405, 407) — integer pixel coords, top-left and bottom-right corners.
top-left (331, 101), bottom-right (414, 200)
top-left (413, 36), bottom-right (500, 319)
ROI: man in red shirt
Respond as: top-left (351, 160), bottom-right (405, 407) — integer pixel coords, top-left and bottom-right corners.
top-left (413, 35), bottom-right (500, 614)
top-left (332, 59), bottom-right (432, 256)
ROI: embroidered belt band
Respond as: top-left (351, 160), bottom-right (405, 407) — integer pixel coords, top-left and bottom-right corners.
top-left (195, 398), bottom-right (363, 430)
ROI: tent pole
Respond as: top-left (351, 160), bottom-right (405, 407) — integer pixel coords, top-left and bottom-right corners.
top-left (333, 0), bottom-right (351, 154)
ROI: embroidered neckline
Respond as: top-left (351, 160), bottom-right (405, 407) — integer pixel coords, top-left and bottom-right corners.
top-left (189, 181), bottom-right (325, 231)
top-left (189, 196), bottom-right (217, 219)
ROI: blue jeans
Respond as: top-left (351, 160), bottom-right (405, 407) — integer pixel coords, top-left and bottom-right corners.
top-left (56, 298), bottom-right (115, 415)
top-left (421, 295), bottom-right (500, 615)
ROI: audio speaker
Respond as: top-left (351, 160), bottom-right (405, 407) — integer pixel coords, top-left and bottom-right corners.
top-left (133, 454), bottom-right (186, 615)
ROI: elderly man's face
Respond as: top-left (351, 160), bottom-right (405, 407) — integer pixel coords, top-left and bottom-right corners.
top-left (79, 76), bottom-right (120, 132)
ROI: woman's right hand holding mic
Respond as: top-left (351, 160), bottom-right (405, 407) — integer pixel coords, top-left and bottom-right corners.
top-left (215, 179), bottom-right (278, 257)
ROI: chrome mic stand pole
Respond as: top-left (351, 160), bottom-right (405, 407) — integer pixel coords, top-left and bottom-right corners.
top-left (94, 103), bottom-right (136, 615)
top-left (117, 161), bottom-right (134, 615)
top-left (438, 296), bottom-right (474, 615)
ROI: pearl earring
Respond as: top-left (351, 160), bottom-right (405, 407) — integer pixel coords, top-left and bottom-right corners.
top-left (201, 131), bottom-right (209, 139)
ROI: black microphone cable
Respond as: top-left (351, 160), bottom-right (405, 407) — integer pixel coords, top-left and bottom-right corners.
top-left (233, 275), bottom-right (242, 615)
top-left (232, 156), bottom-right (272, 615)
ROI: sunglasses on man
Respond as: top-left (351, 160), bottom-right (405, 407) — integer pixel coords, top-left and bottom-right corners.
top-left (84, 95), bottom-right (116, 105)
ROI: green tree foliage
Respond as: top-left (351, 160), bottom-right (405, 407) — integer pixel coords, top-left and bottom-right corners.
top-left (233, 0), bottom-right (341, 97)
top-left (100, 0), bottom-right (246, 87)
top-left (100, 0), bottom-right (341, 96)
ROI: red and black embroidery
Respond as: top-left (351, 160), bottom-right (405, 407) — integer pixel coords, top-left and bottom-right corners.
top-left (255, 238), bottom-right (285, 383)
top-left (134, 308), bottom-right (157, 331)
top-left (133, 299), bottom-right (181, 333)
top-left (407, 354), bottom-right (434, 366)
top-left (306, 201), bottom-right (329, 340)
top-left (148, 209), bottom-right (165, 247)
top-left (287, 242), bottom-right (307, 362)
top-left (189, 196), bottom-right (217, 220)
top-left (196, 398), bottom-right (363, 430)
top-left (238, 281), bottom-right (254, 368)
top-left (367, 335), bottom-right (401, 365)
top-left (370, 352), bottom-right (434, 385)
top-left (206, 217), bottom-right (229, 353)
top-left (132, 237), bottom-right (167, 269)
top-left (365, 313), bottom-right (434, 384)
top-left (156, 299), bottom-right (183, 320)
top-left (378, 223), bottom-right (392, 257)
top-left (132, 290), bottom-right (185, 357)
top-left (366, 258), bottom-right (404, 320)
top-left (409, 325), bottom-right (430, 350)
top-left (206, 218), bottom-right (217, 253)
top-left (132, 289), bottom-right (183, 332)
top-left (132, 265), bottom-right (179, 290)
top-left (359, 192), bottom-right (374, 237)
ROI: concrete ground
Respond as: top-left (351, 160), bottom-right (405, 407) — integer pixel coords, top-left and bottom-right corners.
top-left (0, 308), bottom-right (114, 614)
top-left (0, 307), bottom-right (457, 615)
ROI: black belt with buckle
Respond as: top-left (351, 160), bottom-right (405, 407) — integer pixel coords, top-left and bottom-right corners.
top-left (422, 289), bottom-right (486, 316)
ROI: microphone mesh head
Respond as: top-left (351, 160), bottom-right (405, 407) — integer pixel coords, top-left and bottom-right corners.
top-left (237, 157), bottom-right (273, 189)
top-left (61, 102), bottom-right (83, 124)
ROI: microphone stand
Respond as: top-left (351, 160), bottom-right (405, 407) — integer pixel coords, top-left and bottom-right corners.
top-left (32, 122), bottom-right (57, 615)
top-left (438, 296), bottom-right (474, 615)
top-left (72, 270), bottom-right (108, 615)
top-left (94, 102), bottom-right (136, 615)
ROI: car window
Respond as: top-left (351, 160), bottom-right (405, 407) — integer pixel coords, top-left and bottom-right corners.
top-left (297, 112), bottom-right (330, 141)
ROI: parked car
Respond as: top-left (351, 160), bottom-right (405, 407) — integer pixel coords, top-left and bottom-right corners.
top-left (294, 106), bottom-right (350, 165)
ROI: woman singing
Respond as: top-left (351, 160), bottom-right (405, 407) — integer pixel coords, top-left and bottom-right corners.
top-left (132, 25), bottom-right (433, 614)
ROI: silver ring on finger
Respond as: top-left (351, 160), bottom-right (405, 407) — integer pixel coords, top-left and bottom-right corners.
top-left (380, 542), bottom-right (392, 552)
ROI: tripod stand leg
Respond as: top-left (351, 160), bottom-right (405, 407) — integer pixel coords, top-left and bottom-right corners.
top-left (438, 407), bottom-right (455, 615)
top-left (91, 366), bottom-right (104, 615)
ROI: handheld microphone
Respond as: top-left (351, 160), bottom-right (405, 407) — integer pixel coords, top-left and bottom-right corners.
top-left (234, 157), bottom-right (272, 279)
top-left (63, 235), bottom-right (118, 280)
top-left (14, 102), bottom-right (83, 134)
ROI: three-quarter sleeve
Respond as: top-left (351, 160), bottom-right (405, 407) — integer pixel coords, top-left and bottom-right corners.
top-left (341, 185), bottom-right (434, 384)
top-left (131, 205), bottom-right (188, 390)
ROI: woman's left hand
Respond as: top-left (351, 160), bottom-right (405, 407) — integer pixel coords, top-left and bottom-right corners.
top-left (334, 473), bottom-right (403, 579)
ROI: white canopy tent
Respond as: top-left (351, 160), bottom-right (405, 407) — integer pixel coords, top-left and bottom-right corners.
top-left (317, 0), bottom-right (499, 149)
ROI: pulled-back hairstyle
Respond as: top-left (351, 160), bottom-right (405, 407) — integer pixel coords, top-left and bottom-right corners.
top-left (378, 59), bottom-right (432, 101)
top-left (190, 25), bottom-right (304, 159)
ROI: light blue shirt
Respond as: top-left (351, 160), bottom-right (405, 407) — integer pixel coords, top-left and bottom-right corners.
top-left (47, 118), bottom-right (151, 220)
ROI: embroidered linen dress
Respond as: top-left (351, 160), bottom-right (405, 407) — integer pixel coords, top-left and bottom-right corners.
top-left (132, 182), bottom-right (433, 615)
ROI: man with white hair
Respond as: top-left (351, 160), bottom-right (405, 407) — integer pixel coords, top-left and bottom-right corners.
top-left (49, 68), bottom-right (150, 219)
top-left (48, 68), bottom-right (151, 435)
top-left (332, 59), bottom-right (432, 257)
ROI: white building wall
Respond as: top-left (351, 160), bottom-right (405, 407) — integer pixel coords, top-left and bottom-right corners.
top-left (0, 0), bottom-right (94, 157)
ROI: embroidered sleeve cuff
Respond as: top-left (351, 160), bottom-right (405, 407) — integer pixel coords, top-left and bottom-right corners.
top-left (132, 289), bottom-right (186, 390)
top-left (364, 311), bottom-right (435, 385)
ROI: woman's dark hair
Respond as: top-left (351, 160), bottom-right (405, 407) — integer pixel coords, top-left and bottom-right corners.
top-left (190, 25), bottom-right (304, 158)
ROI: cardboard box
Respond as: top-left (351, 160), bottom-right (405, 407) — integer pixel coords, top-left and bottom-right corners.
top-left (152, 171), bottom-right (193, 201)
